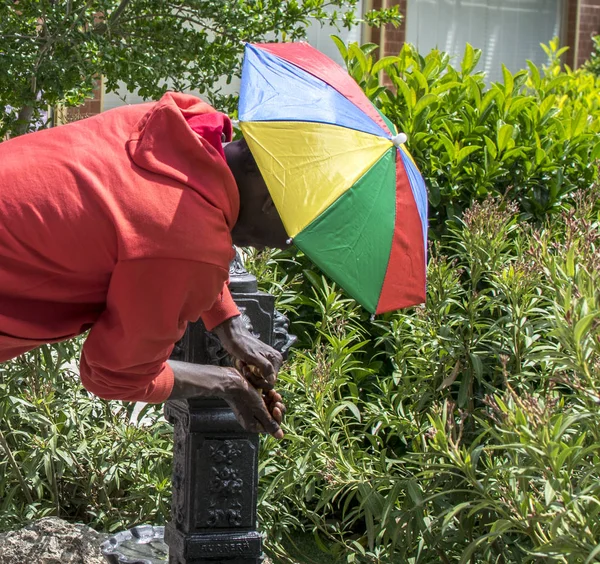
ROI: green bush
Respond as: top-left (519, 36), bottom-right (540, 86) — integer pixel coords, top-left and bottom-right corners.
top-left (255, 187), bottom-right (600, 563)
top-left (0, 341), bottom-right (172, 532)
top-left (333, 37), bottom-right (600, 233)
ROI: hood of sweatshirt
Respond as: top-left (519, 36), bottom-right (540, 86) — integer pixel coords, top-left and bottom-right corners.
top-left (126, 92), bottom-right (239, 230)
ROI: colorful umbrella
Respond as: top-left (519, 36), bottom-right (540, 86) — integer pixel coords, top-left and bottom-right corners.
top-left (238, 42), bottom-right (428, 314)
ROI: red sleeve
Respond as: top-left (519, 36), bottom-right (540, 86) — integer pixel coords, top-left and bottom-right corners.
top-left (200, 282), bottom-right (240, 331)
top-left (80, 259), bottom-right (229, 403)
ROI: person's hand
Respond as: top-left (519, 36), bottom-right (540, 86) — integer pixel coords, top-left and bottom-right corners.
top-left (213, 315), bottom-right (283, 390)
top-left (235, 359), bottom-right (286, 423)
top-left (223, 368), bottom-right (285, 439)
top-left (168, 360), bottom-right (285, 439)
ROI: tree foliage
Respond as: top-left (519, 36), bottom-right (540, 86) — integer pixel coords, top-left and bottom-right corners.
top-left (0, 0), bottom-right (401, 137)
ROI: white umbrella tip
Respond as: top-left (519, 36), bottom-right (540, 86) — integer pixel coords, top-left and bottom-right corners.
top-left (392, 133), bottom-right (408, 147)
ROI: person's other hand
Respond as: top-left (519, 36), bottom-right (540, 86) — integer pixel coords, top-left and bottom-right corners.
top-left (223, 369), bottom-right (284, 439)
top-left (213, 315), bottom-right (283, 390)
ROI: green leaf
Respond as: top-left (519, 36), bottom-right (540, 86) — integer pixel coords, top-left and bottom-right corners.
top-left (438, 134), bottom-right (456, 160)
top-left (348, 43), bottom-right (369, 74)
top-left (574, 313), bottom-right (598, 345)
top-left (584, 544), bottom-right (600, 564)
top-left (428, 183), bottom-right (441, 207)
top-left (460, 531), bottom-right (507, 564)
top-left (441, 502), bottom-right (472, 533)
top-left (535, 147), bottom-right (547, 165)
top-left (502, 64), bottom-right (514, 97)
top-left (508, 96), bottom-right (533, 116)
top-left (303, 269), bottom-right (322, 289)
top-left (456, 145), bottom-right (480, 164)
top-left (497, 124), bottom-right (514, 153)
top-left (591, 140), bottom-right (600, 160)
top-left (458, 372), bottom-right (470, 408)
top-left (329, 401), bottom-right (362, 422)
top-left (571, 107), bottom-right (589, 138)
top-left (566, 247), bottom-right (575, 278)
top-left (544, 479), bottom-right (556, 505)
top-left (411, 69), bottom-right (429, 93)
top-left (479, 89), bottom-right (498, 115)
top-left (361, 43), bottom-right (380, 57)
top-left (469, 353), bottom-right (483, 380)
top-left (538, 95), bottom-right (557, 122)
top-left (527, 60), bottom-right (541, 89)
top-left (413, 93), bottom-right (438, 116)
top-left (469, 77), bottom-right (482, 107)
top-left (484, 135), bottom-right (497, 160)
top-left (372, 56), bottom-right (401, 75)
top-left (431, 81), bottom-right (462, 95)
top-left (406, 479), bottom-right (423, 506)
top-left (394, 76), bottom-right (414, 111)
top-left (461, 44), bottom-right (475, 75)
top-left (330, 35), bottom-right (348, 64)
top-left (502, 148), bottom-right (526, 161)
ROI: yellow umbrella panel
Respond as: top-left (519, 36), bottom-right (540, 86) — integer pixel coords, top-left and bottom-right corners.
top-left (241, 121), bottom-right (393, 238)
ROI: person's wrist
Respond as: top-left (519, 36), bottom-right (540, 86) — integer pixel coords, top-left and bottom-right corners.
top-left (214, 315), bottom-right (243, 339)
top-left (220, 366), bottom-right (247, 397)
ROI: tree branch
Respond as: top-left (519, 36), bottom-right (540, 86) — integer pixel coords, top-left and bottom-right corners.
top-left (0, 34), bottom-right (40, 41)
top-left (93, 0), bottom-right (133, 33)
top-left (108, 0), bottom-right (132, 25)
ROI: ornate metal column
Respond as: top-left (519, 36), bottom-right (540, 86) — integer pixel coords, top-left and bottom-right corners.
top-left (164, 251), bottom-right (294, 564)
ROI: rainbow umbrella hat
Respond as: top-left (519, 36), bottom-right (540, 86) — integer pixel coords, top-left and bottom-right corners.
top-left (239, 42), bottom-right (428, 314)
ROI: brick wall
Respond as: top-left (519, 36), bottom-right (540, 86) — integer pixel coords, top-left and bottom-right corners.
top-left (565, 0), bottom-right (579, 67)
top-left (383, 0), bottom-right (407, 56)
top-left (577, 0), bottom-right (600, 67)
top-left (367, 0), bottom-right (407, 57)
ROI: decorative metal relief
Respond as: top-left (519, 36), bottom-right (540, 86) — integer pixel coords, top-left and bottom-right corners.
top-left (194, 439), bottom-right (257, 530)
top-left (171, 419), bottom-right (187, 528)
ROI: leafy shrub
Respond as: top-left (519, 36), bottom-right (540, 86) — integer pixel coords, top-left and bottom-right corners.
top-left (254, 187), bottom-right (600, 562)
top-left (333, 37), bottom-right (600, 233)
top-left (0, 341), bottom-right (172, 533)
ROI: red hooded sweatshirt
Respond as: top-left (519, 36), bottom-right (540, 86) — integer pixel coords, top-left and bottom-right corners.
top-left (0, 92), bottom-right (240, 403)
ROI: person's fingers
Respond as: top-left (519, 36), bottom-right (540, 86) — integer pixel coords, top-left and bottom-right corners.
top-left (248, 357), bottom-right (276, 389)
top-left (266, 348), bottom-right (283, 374)
top-left (226, 365), bottom-right (284, 439)
top-left (252, 401), bottom-right (283, 439)
top-left (263, 390), bottom-right (286, 419)
top-left (247, 370), bottom-right (269, 390)
top-left (237, 358), bottom-right (275, 390)
top-left (229, 406), bottom-right (264, 434)
top-left (265, 390), bottom-right (283, 405)
top-left (235, 360), bottom-right (272, 391)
